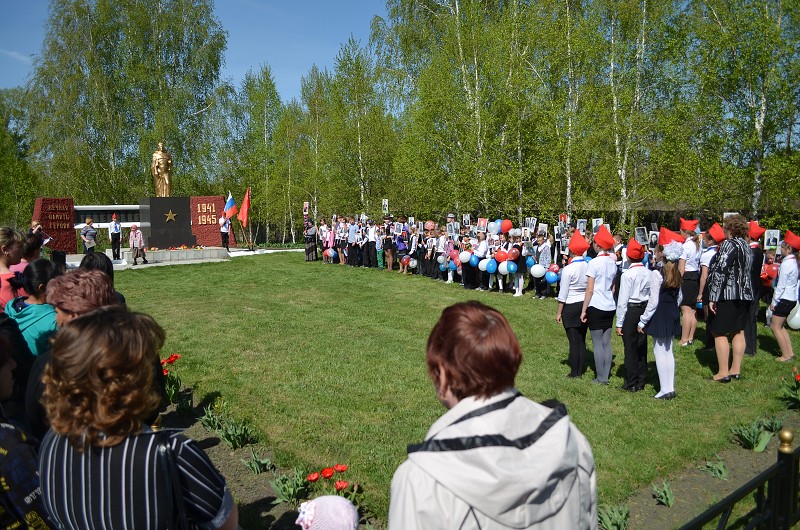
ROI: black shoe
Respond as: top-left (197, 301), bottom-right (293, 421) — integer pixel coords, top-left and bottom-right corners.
top-left (706, 376), bottom-right (731, 383)
top-left (655, 392), bottom-right (676, 400)
top-left (142, 259), bottom-right (149, 264)
top-left (729, 373), bottom-right (740, 381)
top-left (132, 261), bottom-right (137, 266)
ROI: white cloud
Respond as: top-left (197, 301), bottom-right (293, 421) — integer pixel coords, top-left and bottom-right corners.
top-left (0, 49), bottom-right (33, 64)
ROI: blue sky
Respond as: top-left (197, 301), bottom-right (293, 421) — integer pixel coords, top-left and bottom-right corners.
top-left (0, 0), bottom-right (387, 102)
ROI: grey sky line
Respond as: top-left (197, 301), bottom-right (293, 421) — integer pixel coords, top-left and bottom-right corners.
top-left (0, 0), bottom-right (387, 102)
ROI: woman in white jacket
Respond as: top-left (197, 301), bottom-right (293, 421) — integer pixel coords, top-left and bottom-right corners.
top-left (389, 301), bottom-right (597, 530)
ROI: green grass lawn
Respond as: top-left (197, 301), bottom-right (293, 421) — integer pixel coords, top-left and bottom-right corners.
top-left (115, 253), bottom-right (800, 521)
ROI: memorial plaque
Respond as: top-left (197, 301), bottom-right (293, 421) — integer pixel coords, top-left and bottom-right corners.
top-left (190, 195), bottom-right (236, 247)
top-left (32, 198), bottom-right (76, 253)
top-left (139, 197), bottom-right (196, 249)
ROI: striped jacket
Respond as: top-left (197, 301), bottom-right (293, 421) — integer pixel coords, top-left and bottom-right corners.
top-left (708, 237), bottom-right (753, 303)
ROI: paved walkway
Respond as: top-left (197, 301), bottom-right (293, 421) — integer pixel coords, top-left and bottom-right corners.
top-left (65, 248), bottom-right (304, 271)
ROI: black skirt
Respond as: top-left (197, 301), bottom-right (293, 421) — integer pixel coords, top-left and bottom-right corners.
top-left (773, 299), bottom-right (797, 318)
top-left (680, 272), bottom-right (700, 307)
top-left (562, 302), bottom-right (586, 330)
top-left (710, 300), bottom-right (749, 335)
top-left (586, 307), bottom-right (615, 330)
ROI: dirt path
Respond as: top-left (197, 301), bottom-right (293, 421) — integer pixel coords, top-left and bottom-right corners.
top-left (626, 410), bottom-right (800, 529)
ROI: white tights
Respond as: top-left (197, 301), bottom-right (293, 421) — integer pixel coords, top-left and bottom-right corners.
top-left (653, 336), bottom-right (675, 397)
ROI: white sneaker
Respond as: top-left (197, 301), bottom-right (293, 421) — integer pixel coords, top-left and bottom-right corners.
top-left (445, 280), bottom-right (453, 284)
top-left (513, 293), bottom-right (523, 297)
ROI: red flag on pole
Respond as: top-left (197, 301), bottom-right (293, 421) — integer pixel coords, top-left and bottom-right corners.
top-left (237, 187), bottom-right (251, 228)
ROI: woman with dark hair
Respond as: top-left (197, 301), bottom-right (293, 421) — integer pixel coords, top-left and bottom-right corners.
top-left (79, 252), bottom-right (126, 305)
top-left (9, 233), bottom-right (44, 274)
top-left (304, 219), bottom-right (318, 261)
top-left (770, 232), bottom-right (800, 362)
top-left (5, 259), bottom-right (64, 357)
top-left (389, 301), bottom-right (596, 529)
top-left (707, 214), bottom-right (754, 382)
top-left (39, 306), bottom-right (239, 529)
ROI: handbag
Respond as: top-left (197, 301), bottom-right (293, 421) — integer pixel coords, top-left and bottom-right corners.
top-left (156, 430), bottom-right (195, 530)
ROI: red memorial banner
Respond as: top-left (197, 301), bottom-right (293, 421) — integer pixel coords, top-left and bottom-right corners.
top-left (32, 198), bottom-right (76, 253)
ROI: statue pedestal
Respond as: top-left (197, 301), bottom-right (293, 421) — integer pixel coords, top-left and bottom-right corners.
top-left (139, 197), bottom-right (197, 249)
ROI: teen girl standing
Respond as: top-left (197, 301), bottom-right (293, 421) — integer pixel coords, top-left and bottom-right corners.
top-left (638, 239), bottom-right (684, 399)
top-left (678, 218), bottom-right (701, 346)
top-left (698, 223), bottom-right (725, 350)
top-left (770, 231), bottom-right (800, 362)
top-left (580, 225), bottom-right (618, 384)
top-left (556, 232), bottom-right (590, 378)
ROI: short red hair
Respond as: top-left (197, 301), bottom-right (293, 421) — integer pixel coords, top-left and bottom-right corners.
top-left (426, 301), bottom-right (522, 400)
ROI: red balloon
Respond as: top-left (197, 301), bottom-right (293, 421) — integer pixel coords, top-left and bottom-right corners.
top-left (767, 263), bottom-right (779, 279)
top-left (424, 220), bottom-right (436, 230)
top-left (449, 250), bottom-right (460, 261)
top-left (401, 255), bottom-right (411, 266)
top-left (495, 250), bottom-right (508, 262)
top-left (549, 264), bottom-right (560, 273)
top-left (508, 248), bottom-right (520, 260)
top-left (500, 220), bottom-right (513, 234)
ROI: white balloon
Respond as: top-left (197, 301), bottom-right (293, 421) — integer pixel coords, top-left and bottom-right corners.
top-left (409, 258), bottom-right (418, 268)
top-left (531, 264), bottom-right (546, 278)
top-left (787, 303), bottom-right (800, 330)
top-left (459, 251), bottom-right (471, 263)
top-left (488, 222), bottom-right (499, 235)
top-left (478, 259), bottom-right (489, 272)
top-left (437, 255), bottom-right (445, 264)
top-left (498, 261), bottom-right (509, 275)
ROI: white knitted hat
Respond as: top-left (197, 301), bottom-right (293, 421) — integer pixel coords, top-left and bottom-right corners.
top-left (296, 496), bottom-right (359, 530)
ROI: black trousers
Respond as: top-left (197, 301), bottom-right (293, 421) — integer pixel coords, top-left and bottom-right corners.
top-left (366, 241), bottom-right (377, 267)
top-left (566, 326), bottom-right (588, 377)
top-left (744, 287), bottom-right (762, 355)
top-left (535, 276), bottom-right (550, 297)
top-left (347, 243), bottom-right (358, 266)
top-left (622, 304), bottom-right (648, 389)
top-left (221, 231), bottom-right (229, 250)
top-left (462, 262), bottom-right (477, 289)
top-left (111, 232), bottom-right (121, 260)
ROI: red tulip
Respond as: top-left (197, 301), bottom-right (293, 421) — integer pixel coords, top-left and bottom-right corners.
top-left (794, 374), bottom-right (800, 382)
top-left (334, 464), bottom-right (348, 473)
top-left (306, 472), bottom-right (320, 482)
top-left (321, 467), bottom-right (335, 479)
top-left (334, 480), bottom-right (349, 491)
top-left (162, 369), bottom-right (169, 376)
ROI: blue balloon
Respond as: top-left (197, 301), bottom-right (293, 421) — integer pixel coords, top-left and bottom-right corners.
top-left (330, 250), bottom-right (337, 260)
top-left (696, 301), bottom-right (703, 310)
top-left (448, 260), bottom-right (458, 270)
top-left (439, 263), bottom-right (447, 272)
top-left (642, 253), bottom-right (649, 265)
top-left (486, 259), bottom-right (498, 274)
top-left (545, 271), bottom-right (558, 284)
top-left (495, 219), bottom-right (502, 227)
top-left (526, 256), bottom-right (535, 268)
top-left (585, 256), bottom-right (592, 262)
top-left (507, 261), bottom-right (518, 274)
top-left (469, 254), bottom-right (480, 267)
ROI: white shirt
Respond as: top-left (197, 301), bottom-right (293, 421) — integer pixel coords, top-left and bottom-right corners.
top-left (773, 255), bottom-right (798, 303)
top-left (586, 253), bottom-right (617, 311)
top-left (474, 240), bottom-right (489, 259)
top-left (615, 264), bottom-right (652, 327)
top-left (218, 216), bottom-right (230, 233)
top-left (699, 246), bottom-right (718, 269)
top-left (557, 258), bottom-right (588, 305)
top-left (681, 240), bottom-right (700, 272)
top-left (108, 220), bottom-right (121, 236)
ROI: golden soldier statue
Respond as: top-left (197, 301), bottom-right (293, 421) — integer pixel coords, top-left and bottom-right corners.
top-left (151, 142), bottom-right (173, 197)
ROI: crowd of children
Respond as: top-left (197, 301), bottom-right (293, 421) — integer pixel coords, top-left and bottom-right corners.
top-left (311, 212), bottom-right (800, 400)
